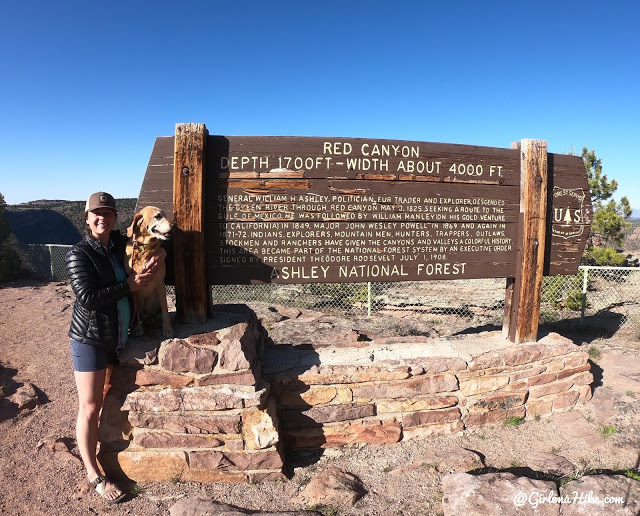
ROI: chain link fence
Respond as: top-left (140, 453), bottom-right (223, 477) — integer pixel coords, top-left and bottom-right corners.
top-left (209, 279), bottom-right (507, 325)
top-left (23, 244), bottom-right (640, 334)
top-left (541, 266), bottom-right (640, 334)
top-left (19, 244), bottom-right (71, 281)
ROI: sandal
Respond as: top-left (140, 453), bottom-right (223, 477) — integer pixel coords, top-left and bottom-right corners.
top-left (89, 475), bottom-right (126, 504)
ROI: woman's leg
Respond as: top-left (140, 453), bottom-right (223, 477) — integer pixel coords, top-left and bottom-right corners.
top-left (74, 369), bottom-right (105, 480)
top-left (74, 369), bottom-right (123, 502)
top-left (103, 363), bottom-right (114, 401)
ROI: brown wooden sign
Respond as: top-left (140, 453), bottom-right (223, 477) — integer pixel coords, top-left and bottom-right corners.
top-left (137, 134), bottom-right (592, 286)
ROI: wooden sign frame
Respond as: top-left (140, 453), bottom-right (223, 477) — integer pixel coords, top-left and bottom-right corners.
top-left (136, 124), bottom-right (592, 343)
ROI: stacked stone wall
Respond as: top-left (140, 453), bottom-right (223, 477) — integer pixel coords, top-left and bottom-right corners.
top-left (98, 311), bottom-right (284, 483)
top-left (100, 308), bottom-right (593, 483)
top-left (270, 333), bottom-right (593, 448)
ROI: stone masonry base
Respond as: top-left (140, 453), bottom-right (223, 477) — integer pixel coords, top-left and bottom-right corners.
top-left (99, 306), bottom-right (593, 483)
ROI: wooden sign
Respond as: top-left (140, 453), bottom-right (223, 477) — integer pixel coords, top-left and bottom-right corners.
top-left (137, 134), bottom-right (592, 286)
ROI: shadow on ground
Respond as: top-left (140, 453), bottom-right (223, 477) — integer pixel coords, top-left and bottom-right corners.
top-left (0, 363), bottom-right (20, 422)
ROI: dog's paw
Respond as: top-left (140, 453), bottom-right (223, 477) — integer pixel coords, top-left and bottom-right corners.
top-left (163, 328), bottom-right (175, 338)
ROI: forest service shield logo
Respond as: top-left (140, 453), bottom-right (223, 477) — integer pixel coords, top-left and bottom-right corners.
top-left (551, 187), bottom-right (586, 239)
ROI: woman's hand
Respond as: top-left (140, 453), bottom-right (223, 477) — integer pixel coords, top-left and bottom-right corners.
top-left (127, 247), bottom-right (166, 291)
top-left (142, 247), bottom-right (167, 274)
top-left (126, 269), bottom-right (156, 291)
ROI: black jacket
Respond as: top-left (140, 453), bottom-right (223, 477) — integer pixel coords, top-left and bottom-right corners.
top-left (65, 231), bottom-right (130, 350)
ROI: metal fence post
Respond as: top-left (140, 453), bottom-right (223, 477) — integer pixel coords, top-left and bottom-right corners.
top-left (47, 244), bottom-right (54, 281)
top-left (367, 282), bottom-right (372, 318)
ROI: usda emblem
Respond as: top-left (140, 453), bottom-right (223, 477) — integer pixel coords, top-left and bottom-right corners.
top-left (551, 187), bottom-right (586, 239)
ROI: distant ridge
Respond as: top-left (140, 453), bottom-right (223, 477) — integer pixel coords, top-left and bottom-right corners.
top-left (17, 199), bottom-right (72, 205)
top-left (5, 209), bottom-right (82, 245)
top-left (7, 198), bottom-right (137, 244)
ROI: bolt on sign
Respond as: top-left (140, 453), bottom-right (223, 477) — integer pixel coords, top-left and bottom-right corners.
top-left (136, 131), bottom-right (592, 286)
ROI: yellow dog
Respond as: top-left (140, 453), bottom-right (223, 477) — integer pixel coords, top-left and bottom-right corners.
top-left (125, 206), bottom-right (174, 337)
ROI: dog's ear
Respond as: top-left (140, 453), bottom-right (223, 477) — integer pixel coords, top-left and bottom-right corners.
top-left (127, 212), bottom-right (144, 237)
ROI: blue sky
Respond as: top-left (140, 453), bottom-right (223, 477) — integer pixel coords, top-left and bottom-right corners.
top-left (1, 1), bottom-right (638, 211)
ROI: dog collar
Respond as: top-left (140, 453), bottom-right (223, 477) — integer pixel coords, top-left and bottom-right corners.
top-left (133, 241), bottom-right (153, 252)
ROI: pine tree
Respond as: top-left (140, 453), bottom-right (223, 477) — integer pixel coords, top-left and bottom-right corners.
top-left (582, 148), bottom-right (632, 249)
top-left (0, 193), bottom-right (26, 282)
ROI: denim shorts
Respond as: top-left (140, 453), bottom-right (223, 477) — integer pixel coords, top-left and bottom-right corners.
top-left (70, 339), bottom-right (118, 372)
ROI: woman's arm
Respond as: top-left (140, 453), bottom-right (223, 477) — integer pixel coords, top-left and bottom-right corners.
top-left (65, 245), bottom-right (130, 310)
top-left (112, 229), bottom-right (165, 287)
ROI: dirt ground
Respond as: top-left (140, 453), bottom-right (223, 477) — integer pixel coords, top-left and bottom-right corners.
top-left (0, 280), bottom-right (639, 516)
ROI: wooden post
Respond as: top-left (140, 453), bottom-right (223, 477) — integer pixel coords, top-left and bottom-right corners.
top-left (502, 276), bottom-right (515, 339)
top-left (502, 142), bottom-right (520, 340)
top-left (173, 123), bottom-right (209, 324)
top-left (503, 139), bottom-right (548, 343)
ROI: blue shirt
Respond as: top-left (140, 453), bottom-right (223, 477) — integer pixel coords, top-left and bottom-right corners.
top-left (107, 239), bottom-right (131, 348)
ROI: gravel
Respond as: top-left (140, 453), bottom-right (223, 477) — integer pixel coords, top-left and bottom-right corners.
top-left (0, 281), bottom-right (638, 516)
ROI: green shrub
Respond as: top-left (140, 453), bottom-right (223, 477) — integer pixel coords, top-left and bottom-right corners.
top-left (542, 276), bottom-right (584, 312)
top-left (564, 289), bottom-right (584, 311)
top-left (583, 246), bottom-right (627, 266)
top-left (598, 424), bottom-right (616, 439)
top-left (0, 192), bottom-right (27, 283)
top-left (588, 345), bottom-right (601, 361)
top-left (504, 416), bottom-right (524, 427)
top-left (0, 242), bottom-right (26, 282)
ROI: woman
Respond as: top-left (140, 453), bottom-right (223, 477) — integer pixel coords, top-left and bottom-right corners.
top-left (65, 192), bottom-right (162, 504)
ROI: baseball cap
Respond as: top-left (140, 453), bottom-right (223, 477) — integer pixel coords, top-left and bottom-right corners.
top-left (85, 192), bottom-right (117, 213)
